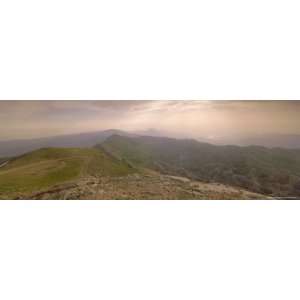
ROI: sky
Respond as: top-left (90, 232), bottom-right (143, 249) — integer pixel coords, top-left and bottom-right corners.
top-left (0, 100), bottom-right (299, 143)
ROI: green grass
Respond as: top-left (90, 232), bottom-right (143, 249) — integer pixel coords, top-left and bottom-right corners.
top-left (0, 147), bottom-right (134, 199)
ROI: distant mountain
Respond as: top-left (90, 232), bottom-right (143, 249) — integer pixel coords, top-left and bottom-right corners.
top-left (99, 135), bottom-right (300, 198)
top-left (232, 134), bottom-right (300, 149)
top-left (133, 131), bottom-right (300, 149)
top-left (133, 128), bottom-right (168, 137)
top-left (0, 129), bottom-right (135, 157)
top-left (2, 128), bottom-right (299, 159)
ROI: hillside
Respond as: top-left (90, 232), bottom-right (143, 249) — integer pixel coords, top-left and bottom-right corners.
top-left (0, 145), bottom-right (268, 200)
top-left (0, 147), bottom-right (134, 199)
top-left (100, 135), bottom-right (300, 198)
top-left (1, 134), bottom-right (299, 199)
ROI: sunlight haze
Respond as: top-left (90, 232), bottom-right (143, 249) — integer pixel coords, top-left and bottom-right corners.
top-left (0, 100), bottom-right (299, 145)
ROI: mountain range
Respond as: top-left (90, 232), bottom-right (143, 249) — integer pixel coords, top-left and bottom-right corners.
top-left (0, 129), bottom-right (135, 157)
top-left (1, 130), bottom-right (300, 199)
top-left (99, 135), bottom-right (300, 197)
top-left (224, 134), bottom-right (300, 149)
top-left (1, 130), bottom-right (300, 158)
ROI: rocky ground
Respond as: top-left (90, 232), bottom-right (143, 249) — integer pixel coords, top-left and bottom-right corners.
top-left (23, 171), bottom-right (268, 200)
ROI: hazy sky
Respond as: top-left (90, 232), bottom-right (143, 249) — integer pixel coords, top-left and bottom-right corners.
top-left (0, 100), bottom-right (299, 142)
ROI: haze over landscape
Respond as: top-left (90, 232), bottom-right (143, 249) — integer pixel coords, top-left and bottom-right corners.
top-left (0, 100), bottom-right (300, 200)
top-left (1, 100), bottom-right (300, 147)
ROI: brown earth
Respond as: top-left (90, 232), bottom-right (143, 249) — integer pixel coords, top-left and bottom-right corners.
top-left (22, 171), bottom-right (268, 200)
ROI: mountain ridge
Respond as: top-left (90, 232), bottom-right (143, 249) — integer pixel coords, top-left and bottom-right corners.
top-left (1, 132), bottom-right (300, 199)
top-left (100, 134), bottom-right (300, 198)
top-left (0, 147), bottom-right (134, 199)
top-left (0, 129), bottom-right (136, 157)
top-left (1, 129), bottom-right (300, 158)
top-left (0, 144), bottom-right (271, 200)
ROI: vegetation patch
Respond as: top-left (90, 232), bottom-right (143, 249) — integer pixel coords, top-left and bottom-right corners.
top-left (0, 147), bottom-right (134, 199)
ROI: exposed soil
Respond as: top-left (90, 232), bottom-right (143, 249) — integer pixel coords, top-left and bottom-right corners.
top-left (24, 171), bottom-right (268, 200)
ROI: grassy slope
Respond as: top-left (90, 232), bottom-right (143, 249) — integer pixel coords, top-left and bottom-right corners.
top-left (0, 147), bottom-right (133, 199)
top-left (100, 135), bottom-right (300, 197)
